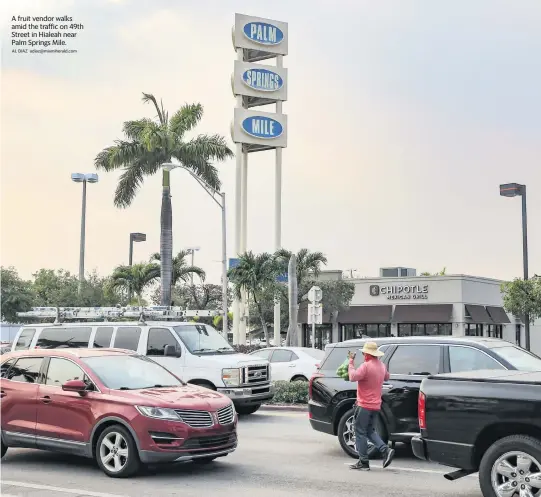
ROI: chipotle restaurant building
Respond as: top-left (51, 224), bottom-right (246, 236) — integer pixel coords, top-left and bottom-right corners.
top-left (298, 271), bottom-right (541, 355)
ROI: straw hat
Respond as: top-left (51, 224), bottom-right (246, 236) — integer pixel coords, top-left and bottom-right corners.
top-left (361, 341), bottom-right (384, 357)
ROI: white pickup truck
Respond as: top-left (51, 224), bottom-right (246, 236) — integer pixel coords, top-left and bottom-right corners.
top-left (11, 313), bottom-right (274, 415)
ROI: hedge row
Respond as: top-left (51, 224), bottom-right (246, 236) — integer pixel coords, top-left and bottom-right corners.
top-left (266, 380), bottom-right (309, 405)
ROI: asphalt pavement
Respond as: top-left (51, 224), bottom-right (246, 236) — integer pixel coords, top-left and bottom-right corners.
top-left (1, 410), bottom-right (482, 497)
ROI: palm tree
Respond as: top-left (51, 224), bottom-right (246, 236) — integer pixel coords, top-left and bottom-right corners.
top-left (95, 93), bottom-right (233, 306)
top-left (276, 248), bottom-right (328, 300)
top-left (150, 250), bottom-right (206, 287)
top-left (228, 251), bottom-right (280, 345)
top-left (109, 263), bottom-right (160, 305)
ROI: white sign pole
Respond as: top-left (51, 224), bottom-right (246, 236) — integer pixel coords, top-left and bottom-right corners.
top-left (273, 53), bottom-right (283, 349)
top-left (239, 151), bottom-right (248, 345)
top-left (232, 47), bottom-right (243, 346)
top-left (311, 309), bottom-right (316, 349)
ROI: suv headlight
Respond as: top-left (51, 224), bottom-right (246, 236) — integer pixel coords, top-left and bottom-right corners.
top-left (222, 368), bottom-right (241, 387)
top-left (135, 406), bottom-right (181, 421)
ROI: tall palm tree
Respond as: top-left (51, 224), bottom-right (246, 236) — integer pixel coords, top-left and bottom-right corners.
top-left (109, 263), bottom-right (160, 305)
top-left (95, 93), bottom-right (233, 306)
top-left (150, 250), bottom-right (206, 287)
top-left (276, 248), bottom-right (328, 300)
top-left (228, 251), bottom-right (280, 345)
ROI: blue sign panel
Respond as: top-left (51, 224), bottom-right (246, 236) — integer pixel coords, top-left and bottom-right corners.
top-left (242, 116), bottom-right (283, 140)
top-left (276, 273), bottom-right (288, 283)
top-left (228, 258), bottom-right (240, 269)
top-left (242, 68), bottom-right (283, 92)
top-left (243, 22), bottom-right (284, 46)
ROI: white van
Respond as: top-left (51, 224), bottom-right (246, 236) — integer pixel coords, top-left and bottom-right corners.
top-left (11, 311), bottom-right (274, 415)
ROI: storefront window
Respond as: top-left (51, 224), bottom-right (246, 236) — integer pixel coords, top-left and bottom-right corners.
top-left (341, 324), bottom-right (390, 341)
top-left (487, 325), bottom-right (503, 339)
top-left (399, 323), bottom-right (452, 337)
top-left (398, 324), bottom-right (412, 337)
top-left (465, 324), bottom-right (483, 337)
top-left (303, 325), bottom-right (332, 350)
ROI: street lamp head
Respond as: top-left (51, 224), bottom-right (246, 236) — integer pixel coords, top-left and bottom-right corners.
top-left (186, 246), bottom-right (201, 253)
top-left (500, 183), bottom-right (524, 198)
top-left (71, 173), bottom-right (85, 183)
top-left (161, 162), bottom-right (178, 171)
top-left (131, 232), bottom-right (146, 242)
top-left (85, 173), bottom-right (99, 183)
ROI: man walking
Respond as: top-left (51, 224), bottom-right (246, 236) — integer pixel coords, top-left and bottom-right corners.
top-left (348, 342), bottom-right (395, 471)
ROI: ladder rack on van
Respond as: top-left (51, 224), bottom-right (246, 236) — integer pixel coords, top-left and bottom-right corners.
top-left (17, 306), bottom-right (222, 324)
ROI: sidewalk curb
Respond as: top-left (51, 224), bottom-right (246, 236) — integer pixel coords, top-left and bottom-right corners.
top-left (261, 404), bottom-right (308, 412)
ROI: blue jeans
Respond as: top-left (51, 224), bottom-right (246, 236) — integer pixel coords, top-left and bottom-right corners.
top-left (354, 406), bottom-right (387, 463)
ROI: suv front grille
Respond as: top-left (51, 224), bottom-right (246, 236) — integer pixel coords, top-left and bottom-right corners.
top-left (242, 364), bottom-right (269, 386)
top-left (174, 409), bottom-right (213, 428)
top-left (217, 404), bottom-right (235, 425)
top-left (183, 433), bottom-right (237, 450)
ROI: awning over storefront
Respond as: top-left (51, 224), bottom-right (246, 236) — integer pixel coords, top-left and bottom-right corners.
top-left (338, 305), bottom-right (393, 324)
top-left (392, 304), bottom-right (453, 323)
top-left (486, 306), bottom-right (511, 324)
top-left (465, 304), bottom-right (494, 324)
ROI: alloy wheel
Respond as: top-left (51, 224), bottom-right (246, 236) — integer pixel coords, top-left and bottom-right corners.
top-left (491, 451), bottom-right (541, 497)
top-left (343, 414), bottom-right (375, 454)
top-left (99, 431), bottom-right (129, 473)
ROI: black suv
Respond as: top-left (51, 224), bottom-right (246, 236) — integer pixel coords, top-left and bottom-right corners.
top-left (308, 336), bottom-right (540, 459)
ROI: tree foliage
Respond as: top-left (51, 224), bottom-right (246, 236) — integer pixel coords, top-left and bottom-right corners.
top-left (501, 277), bottom-right (541, 323)
top-left (109, 263), bottom-right (160, 305)
top-left (1, 267), bottom-right (35, 322)
top-left (228, 251), bottom-right (281, 344)
top-left (150, 250), bottom-right (206, 286)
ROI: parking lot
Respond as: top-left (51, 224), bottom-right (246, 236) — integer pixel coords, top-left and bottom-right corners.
top-left (1, 410), bottom-right (481, 497)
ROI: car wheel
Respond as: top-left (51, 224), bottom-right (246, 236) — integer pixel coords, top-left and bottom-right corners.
top-left (337, 407), bottom-right (388, 459)
top-left (291, 376), bottom-right (308, 382)
top-left (96, 425), bottom-right (140, 478)
top-left (235, 404), bottom-right (261, 415)
top-left (479, 435), bottom-right (541, 497)
top-left (1, 439), bottom-right (7, 459)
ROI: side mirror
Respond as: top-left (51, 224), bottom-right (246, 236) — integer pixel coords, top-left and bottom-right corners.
top-left (62, 379), bottom-right (88, 395)
top-left (164, 345), bottom-right (181, 357)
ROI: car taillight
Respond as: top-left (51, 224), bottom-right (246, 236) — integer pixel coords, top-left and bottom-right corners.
top-left (418, 391), bottom-right (426, 430)
top-left (309, 373), bottom-right (323, 399)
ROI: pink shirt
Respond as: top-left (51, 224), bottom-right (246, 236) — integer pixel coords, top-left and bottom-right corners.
top-left (348, 357), bottom-right (390, 411)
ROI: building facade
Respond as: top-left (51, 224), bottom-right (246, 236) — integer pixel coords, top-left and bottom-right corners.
top-left (298, 271), bottom-right (541, 355)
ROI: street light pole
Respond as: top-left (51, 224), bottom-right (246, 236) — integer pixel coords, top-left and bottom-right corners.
top-left (162, 164), bottom-right (229, 337)
top-left (79, 179), bottom-right (87, 295)
top-left (72, 173), bottom-right (98, 295)
top-left (499, 182), bottom-right (530, 350)
top-left (185, 247), bottom-right (201, 286)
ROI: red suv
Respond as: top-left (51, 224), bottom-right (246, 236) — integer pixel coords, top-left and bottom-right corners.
top-left (0, 348), bottom-right (237, 477)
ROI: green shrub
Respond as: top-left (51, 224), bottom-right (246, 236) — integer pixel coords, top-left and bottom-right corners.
top-left (267, 380), bottom-right (309, 405)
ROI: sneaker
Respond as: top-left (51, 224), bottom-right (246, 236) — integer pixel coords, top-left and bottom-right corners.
top-left (382, 448), bottom-right (395, 469)
top-left (349, 460), bottom-right (370, 471)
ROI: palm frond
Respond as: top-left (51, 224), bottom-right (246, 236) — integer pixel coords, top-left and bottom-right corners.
top-left (122, 118), bottom-right (157, 141)
top-left (172, 152), bottom-right (221, 190)
top-left (169, 103), bottom-right (204, 138)
top-left (142, 93), bottom-right (166, 125)
top-left (186, 134), bottom-right (234, 161)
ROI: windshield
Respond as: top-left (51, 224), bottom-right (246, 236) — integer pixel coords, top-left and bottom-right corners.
top-left (173, 325), bottom-right (234, 354)
top-left (83, 355), bottom-right (182, 390)
top-left (494, 346), bottom-right (541, 371)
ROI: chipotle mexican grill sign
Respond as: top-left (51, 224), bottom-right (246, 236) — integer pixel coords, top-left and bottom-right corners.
top-left (369, 284), bottom-right (429, 300)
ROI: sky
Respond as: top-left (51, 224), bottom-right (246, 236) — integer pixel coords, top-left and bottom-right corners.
top-left (1, 0), bottom-right (540, 285)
